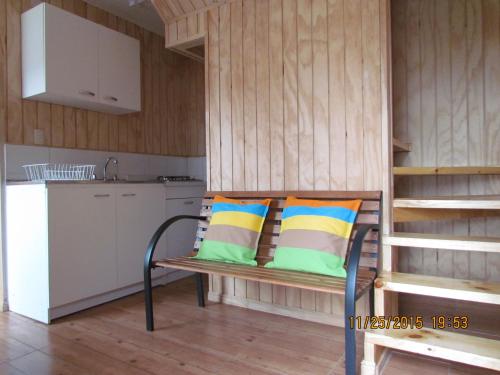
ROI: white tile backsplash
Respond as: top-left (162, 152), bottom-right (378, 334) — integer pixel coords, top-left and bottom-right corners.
top-left (5, 145), bottom-right (207, 182)
top-left (187, 157), bottom-right (207, 181)
top-left (5, 144), bottom-right (50, 180)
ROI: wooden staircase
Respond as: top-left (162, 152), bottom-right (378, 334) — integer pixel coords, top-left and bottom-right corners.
top-left (361, 162), bottom-right (500, 374)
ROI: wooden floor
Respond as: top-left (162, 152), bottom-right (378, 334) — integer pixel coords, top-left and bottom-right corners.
top-left (0, 277), bottom-right (497, 375)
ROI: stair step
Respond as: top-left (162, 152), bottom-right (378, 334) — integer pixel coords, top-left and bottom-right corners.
top-left (364, 327), bottom-right (500, 372)
top-left (384, 233), bottom-right (500, 252)
top-left (375, 272), bottom-right (500, 305)
top-left (394, 166), bottom-right (500, 175)
top-left (393, 195), bottom-right (500, 210)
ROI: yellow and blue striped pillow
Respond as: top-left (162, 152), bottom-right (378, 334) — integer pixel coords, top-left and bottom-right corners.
top-left (195, 196), bottom-right (271, 265)
top-left (265, 197), bottom-right (362, 277)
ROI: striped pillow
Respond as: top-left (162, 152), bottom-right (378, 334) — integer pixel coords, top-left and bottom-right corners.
top-left (265, 197), bottom-right (362, 277)
top-left (194, 196), bottom-right (271, 266)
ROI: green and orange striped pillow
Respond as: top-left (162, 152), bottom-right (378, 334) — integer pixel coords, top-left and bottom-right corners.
top-left (194, 196), bottom-right (271, 266)
top-left (265, 197), bottom-right (362, 277)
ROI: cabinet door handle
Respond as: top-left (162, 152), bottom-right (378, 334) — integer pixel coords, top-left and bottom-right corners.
top-left (93, 194), bottom-right (110, 198)
top-left (78, 90), bottom-right (96, 97)
top-left (184, 200), bottom-right (194, 205)
top-left (104, 95), bottom-right (118, 102)
top-left (121, 193), bottom-right (136, 197)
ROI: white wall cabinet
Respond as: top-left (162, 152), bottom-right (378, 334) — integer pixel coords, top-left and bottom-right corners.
top-left (22, 3), bottom-right (140, 114)
top-left (99, 27), bottom-right (141, 113)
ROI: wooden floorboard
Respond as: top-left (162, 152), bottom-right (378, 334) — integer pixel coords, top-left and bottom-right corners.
top-left (0, 277), bottom-right (494, 374)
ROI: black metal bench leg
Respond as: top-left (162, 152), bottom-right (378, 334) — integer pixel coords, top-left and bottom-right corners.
top-left (195, 273), bottom-right (205, 307)
top-left (345, 293), bottom-right (356, 375)
top-left (145, 266), bottom-right (154, 331)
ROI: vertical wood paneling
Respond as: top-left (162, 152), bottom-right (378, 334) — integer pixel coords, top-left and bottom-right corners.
top-left (420, 0), bottom-right (437, 276)
top-left (63, 106), bottom-right (76, 148)
top-left (269, 0), bottom-right (284, 192)
top-left (483, 0), bottom-right (500, 282)
top-left (5, 0), bottom-right (204, 156)
top-left (362, 0), bottom-right (382, 191)
top-left (230, 1), bottom-right (244, 190)
top-left (283, 0), bottom-right (299, 192)
top-left (393, 0), bottom-right (500, 309)
top-left (405, 0), bottom-right (423, 273)
top-left (6, 0), bottom-right (22, 144)
top-left (467, 0), bottom-right (486, 280)
top-left (450, 0), bottom-right (470, 279)
top-left (208, 6), bottom-right (221, 189)
top-left (243, 0), bottom-right (258, 192)
top-left (312, 0), bottom-right (329, 191)
top-left (297, 0), bottom-right (314, 191)
top-left (51, 105), bottom-right (64, 147)
top-left (256, 0), bottom-right (271, 192)
top-left (75, 109), bottom-right (87, 149)
top-left (328, 0), bottom-right (347, 190)
top-left (152, 35), bottom-right (162, 155)
top-left (344, 0), bottom-right (364, 190)
top-left (204, 0), bottom-right (390, 324)
top-left (219, 3), bottom-right (232, 190)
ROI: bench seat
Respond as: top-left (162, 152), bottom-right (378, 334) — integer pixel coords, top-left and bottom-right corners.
top-left (144, 190), bottom-right (382, 375)
top-left (155, 257), bottom-right (376, 297)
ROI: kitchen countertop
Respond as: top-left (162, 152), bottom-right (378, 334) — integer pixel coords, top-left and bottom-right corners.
top-left (7, 179), bottom-right (165, 186)
top-left (7, 179), bottom-right (207, 187)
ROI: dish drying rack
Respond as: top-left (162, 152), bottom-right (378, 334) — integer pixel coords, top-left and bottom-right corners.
top-left (23, 163), bottom-right (96, 182)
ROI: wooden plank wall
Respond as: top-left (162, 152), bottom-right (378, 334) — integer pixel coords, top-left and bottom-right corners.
top-left (1, 0), bottom-right (205, 157)
top-left (201, 0), bottom-right (391, 325)
top-left (392, 0), bottom-right (500, 327)
top-left (165, 10), bottom-right (206, 47)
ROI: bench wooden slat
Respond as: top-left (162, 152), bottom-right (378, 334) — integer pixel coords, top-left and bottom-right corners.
top-left (201, 198), bottom-right (380, 211)
top-left (203, 190), bottom-right (382, 200)
top-left (155, 257), bottom-right (375, 296)
top-left (198, 207), bottom-right (380, 225)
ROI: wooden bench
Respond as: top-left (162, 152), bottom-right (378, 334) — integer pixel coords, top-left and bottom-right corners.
top-left (144, 191), bottom-right (382, 375)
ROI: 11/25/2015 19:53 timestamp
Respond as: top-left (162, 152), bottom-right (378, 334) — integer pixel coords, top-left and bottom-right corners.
top-left (349, 315), bottom-right (469, 330)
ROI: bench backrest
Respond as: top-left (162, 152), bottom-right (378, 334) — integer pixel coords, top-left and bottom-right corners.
top-left (194, 191), bottom-right (382, 270)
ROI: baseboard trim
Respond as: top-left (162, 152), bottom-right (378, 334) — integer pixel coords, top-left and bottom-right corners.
top-left (208, 291), bottom-right (345, 327)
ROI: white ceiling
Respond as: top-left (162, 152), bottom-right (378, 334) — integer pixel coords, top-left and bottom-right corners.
top-left (83, 0), bottom-right (164, 36)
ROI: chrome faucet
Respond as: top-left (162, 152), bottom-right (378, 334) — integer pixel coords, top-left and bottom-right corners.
top-left (103, 157), bottom-right (119, 181)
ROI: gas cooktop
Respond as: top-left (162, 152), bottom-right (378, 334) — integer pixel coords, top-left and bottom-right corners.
top-left (157, 176), bottom-right (198, 183)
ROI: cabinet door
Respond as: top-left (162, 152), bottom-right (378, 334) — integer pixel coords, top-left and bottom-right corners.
top-left (98, 26), bottom-right (141, 113)
top-left (116, 185), bottom-right (165, 287)
top-left (45, 4), bottom-right (99, 103)
top-left (165, 198), bottom-right (202, 273)
top-left (48, 186), bottom-right (116, 307)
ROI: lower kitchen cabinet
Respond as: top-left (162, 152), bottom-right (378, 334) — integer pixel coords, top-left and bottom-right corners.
top-left (49, 185), bottom-right (117, 307)
top-left (116, 185), bottom-right (166, 287)
top-left (6, 182), bottom-right (172, 323)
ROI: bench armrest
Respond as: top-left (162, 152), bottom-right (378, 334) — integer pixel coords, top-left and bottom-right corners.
top-left (144, 215), bottom-right (207, 273)
top-left (345, 224), bottom-right (378, 301)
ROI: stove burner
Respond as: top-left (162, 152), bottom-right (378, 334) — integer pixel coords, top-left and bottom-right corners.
top-left (157, 175), bottom-right (196, 182)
